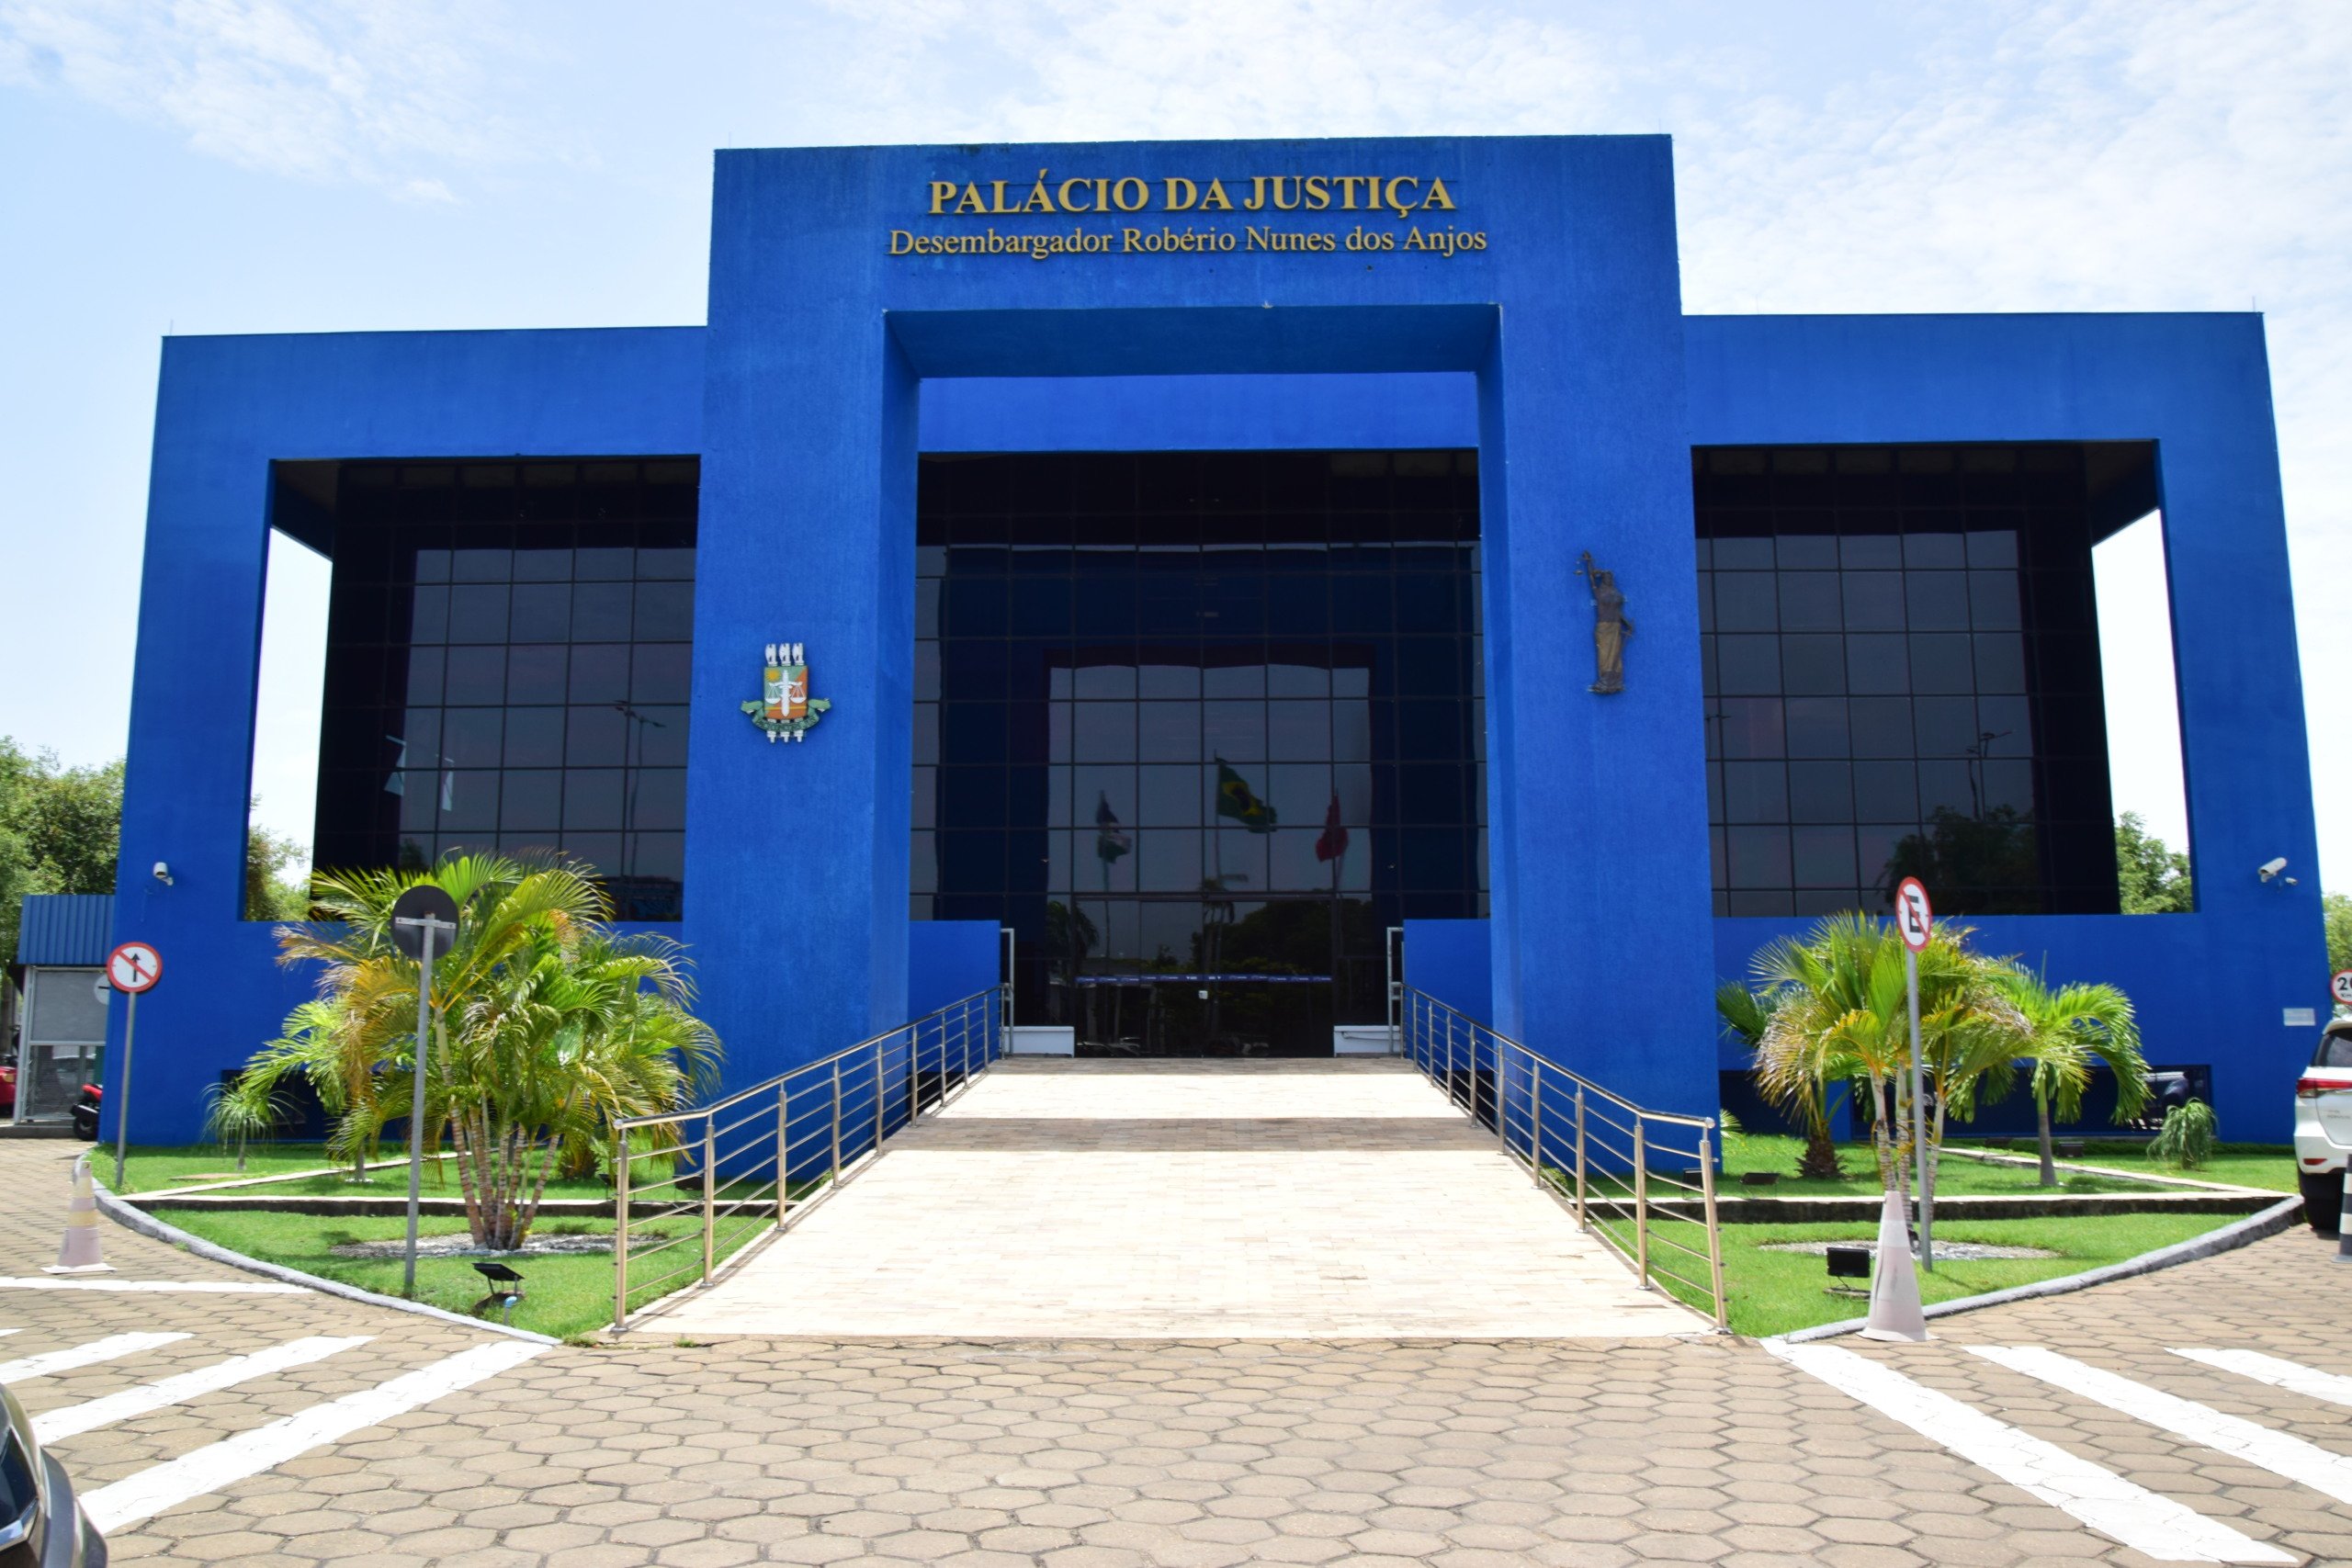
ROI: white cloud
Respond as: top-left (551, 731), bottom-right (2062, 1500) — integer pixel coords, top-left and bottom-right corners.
top-left (0, 0), bottom-right (543, 190)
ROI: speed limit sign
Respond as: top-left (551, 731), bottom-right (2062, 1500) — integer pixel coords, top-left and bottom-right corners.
top-left (2332, 969), bottom-right (2352, 1008)
top-left (1894, 877), bottom-right (1934, 953)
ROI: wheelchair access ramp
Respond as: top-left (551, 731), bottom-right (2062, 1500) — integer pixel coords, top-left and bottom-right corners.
top-left (641, 1058), bottom-right (1701, 1340)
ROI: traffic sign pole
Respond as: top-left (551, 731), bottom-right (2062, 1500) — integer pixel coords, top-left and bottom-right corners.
top-left (1906, 944), bottom-right (1929, 1271)
top-left (112, 989), bottom-right (138, 1194)
top-left (1895, 879), bottom-right (1936, 1272)
top-left (389, 886), bottom-right (461, 1300)
top-left (103, 942), bottom-right (163, 1193)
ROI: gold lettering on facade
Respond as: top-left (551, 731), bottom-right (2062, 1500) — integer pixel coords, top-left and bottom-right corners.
top-left (1164, 177), bottom-right (1199, 211)
top-left (1199, 178), bottom-right (1234, 211)
top-left (1111, 176), bottom-right (1148, 212)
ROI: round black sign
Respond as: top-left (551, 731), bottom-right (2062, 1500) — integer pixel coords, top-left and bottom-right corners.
top-left (388, 884), bottom-right (461, 961)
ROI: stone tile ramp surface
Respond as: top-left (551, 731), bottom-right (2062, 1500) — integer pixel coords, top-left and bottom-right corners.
top-left (650, 1057), bottom-right (1699, 1338)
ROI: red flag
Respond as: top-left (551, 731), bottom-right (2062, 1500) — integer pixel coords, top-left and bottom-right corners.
top-left (1315, 792), bottom-right (1350, 863)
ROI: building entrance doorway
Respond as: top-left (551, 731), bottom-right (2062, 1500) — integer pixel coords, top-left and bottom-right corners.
top-left (912, 449), bottom-right (1487, 1056)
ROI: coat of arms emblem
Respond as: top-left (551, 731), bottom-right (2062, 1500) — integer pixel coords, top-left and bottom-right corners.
top-left (741, 641), bottom-right (831, 743)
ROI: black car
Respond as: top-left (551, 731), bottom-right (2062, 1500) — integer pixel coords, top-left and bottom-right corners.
top-left (1, 1381), bottom-right (105, 1566)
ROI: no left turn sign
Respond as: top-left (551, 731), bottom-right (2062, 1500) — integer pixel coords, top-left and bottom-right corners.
top-left (107, 942), bottom-right (162, 995)
top-left (1894, 877), bottom-right (1934, 953)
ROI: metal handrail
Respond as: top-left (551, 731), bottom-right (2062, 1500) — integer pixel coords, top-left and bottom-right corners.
top-left (612, 986), bottom-right (1003, 1330)
top-left (1398, 986), bottom-right (1727, 1330)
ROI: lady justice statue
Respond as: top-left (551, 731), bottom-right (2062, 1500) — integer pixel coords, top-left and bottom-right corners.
top-left (1578, 552), bottom-right (1632, 694)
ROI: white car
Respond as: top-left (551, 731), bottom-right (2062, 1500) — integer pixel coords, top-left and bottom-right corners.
top-left (2295, 1019), bottom-right (2352, 1234)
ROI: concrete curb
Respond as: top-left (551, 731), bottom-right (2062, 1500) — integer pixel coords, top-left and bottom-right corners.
top-left (1770, 1194), bottom-right (2307, 1345)
top-left (93, 1179), bottom-right (560, 1347)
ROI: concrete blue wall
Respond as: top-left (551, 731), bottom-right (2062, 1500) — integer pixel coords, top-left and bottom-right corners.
top-left (1688, 314), bottom-right (2323, 1139)
top-left (107, 328), bottom-right (705, 1145)
top-left (1402, 919), bottom-right (1492, 1025)
top-left (909, 920), bottom-right (1001, 1021)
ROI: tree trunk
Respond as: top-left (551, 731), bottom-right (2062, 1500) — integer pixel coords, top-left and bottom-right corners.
top-left (1797, 1082), bottom-right (1844, 1180)
top-left (2036, 1094), bottom-right (2057, 1188)
top-left (449, 1111), bottom-right (483, 1243)
top-left (1928, 1093), bottom-right (1948, 1213)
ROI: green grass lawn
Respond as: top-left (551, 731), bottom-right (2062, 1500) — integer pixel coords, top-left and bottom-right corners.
top-left (1589, 1206), bottom-right (2247, 1337)
top-left (1721, 1132), bottom-right (2298, 1195)
top-left (161, 1195), bottom-right (792, 1341)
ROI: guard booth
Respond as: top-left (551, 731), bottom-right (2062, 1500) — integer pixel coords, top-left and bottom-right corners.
top-left (10, 895), bottom-right (112, 1127)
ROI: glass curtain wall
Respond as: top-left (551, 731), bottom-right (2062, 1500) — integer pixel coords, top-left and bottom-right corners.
top-left (1695, 443), bottom-right (2152, 916)
top-left (305, 458), bottom-right (697, 919)
top-left (915, 450), bottom-right (1487, 1054)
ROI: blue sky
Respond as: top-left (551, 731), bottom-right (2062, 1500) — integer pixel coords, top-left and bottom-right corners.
top-left (2, 0), bottom-right (2344, 882)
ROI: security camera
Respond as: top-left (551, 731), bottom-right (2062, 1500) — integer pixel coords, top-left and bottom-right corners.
top-left (152, 861), bottom-right (174, 886)
top-left (2257, 857), bottom-right (2289, 883)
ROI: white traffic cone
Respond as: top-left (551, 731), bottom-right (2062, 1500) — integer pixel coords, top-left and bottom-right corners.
top-left (1860, 1185), bottom-right (1928, 1341)
top-left (44, 1153), bottom-right (115, 1276)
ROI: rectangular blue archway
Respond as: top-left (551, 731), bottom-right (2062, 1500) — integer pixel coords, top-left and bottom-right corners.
top-left (688, 137), bottom-right (1717, 1115)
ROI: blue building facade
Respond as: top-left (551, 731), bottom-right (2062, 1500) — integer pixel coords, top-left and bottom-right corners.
top-left (104, 136), bottom-right (2324, 1145)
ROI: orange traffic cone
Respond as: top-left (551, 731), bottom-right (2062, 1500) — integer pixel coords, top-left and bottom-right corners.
top-left (44, 1153), bottom-right (114, 1275)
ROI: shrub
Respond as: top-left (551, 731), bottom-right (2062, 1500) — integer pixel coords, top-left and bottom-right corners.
top-left (2149, 1100), bottom-right (2217, 1169)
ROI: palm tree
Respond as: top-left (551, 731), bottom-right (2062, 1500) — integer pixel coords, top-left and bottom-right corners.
top-left (1748, 913), bottom-right (2028, 1205)
top-left (1716, 981), bottom-right (1842, 1179)
top-left (1748, 914), bottom-right (1920, 1202)
top-left (1993, 966), bottom-right (2150, 1187)
top-left (211, 852), bottom-right (720, 1249)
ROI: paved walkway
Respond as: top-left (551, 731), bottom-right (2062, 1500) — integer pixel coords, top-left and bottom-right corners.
top-left (648, 1059), bottom-right (1698, 1339)
top-left (7, 1134), bottom-right (2352, 1562)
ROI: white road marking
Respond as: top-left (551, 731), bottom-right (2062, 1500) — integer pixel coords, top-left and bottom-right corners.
top-left (1971, 1345), bottom-right (2352, 1506)
top-left (0, 1276), bottom-right (301, 1294)
top-left (81, 1339), bottom-right (548, 1533)
top-left (0, 1328), bottom-right (17, 1337)
top-left (32, 1336), bottom-right (372, 1442)
top-left (0, 1333), bottom-right (191, 1384)
top-left (1767, 1341), bottom-right (2292, 1564)
top-left (2175, 1348), bottom-right (2352, 1411)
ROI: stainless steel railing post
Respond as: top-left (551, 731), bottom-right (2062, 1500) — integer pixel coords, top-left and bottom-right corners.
top-left (830, 1062), bottom-right (843, 1184)
top-left (1574, 1087), bottom-right (1588, 1225)
top-left (1492, 1038), bottom-right (1509, 1152)
top-left (1633, 1117), bottom-right (1649, 1291)
top-left (1699, 1123), bottom-right (1726, 1329)
top-left (776, 1084), bottom-right (790, 1223)
top-left (612, 1128), bottom-right (630, 1331)
top-left (1529, 1058), bottom-right (1544, 1187)
top-left (701, 1113), bottom-right (717, 1283)
top-left (873, 1039), bottom-right (885, 1152)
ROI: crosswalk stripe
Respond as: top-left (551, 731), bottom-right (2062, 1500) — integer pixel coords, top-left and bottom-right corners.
top-left (0, 1332), bottom-right (190, 1383)
top-left (1766, 1342), bottom-right (2292, 1564)
top-left (80, 1339), bottom-right (548, 1533)
top-left (0, 1277), bottom-right (302, 1294)
top-left (1970, 1346), bottom-right (2352, 1507)
top-left (31, 1337), bottom-right (372, 1443)
top-left (2174, 1348), bottom-right (2352, 1411)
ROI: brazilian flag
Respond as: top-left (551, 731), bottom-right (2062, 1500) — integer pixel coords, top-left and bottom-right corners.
top-left (1214, 759), bottom-right (1278, 834)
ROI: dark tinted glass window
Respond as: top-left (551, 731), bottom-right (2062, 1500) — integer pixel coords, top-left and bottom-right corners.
top-left (1696, 444), bottom-right (2150, 916)
top-left (302, 457), bottom-right (696, 919)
